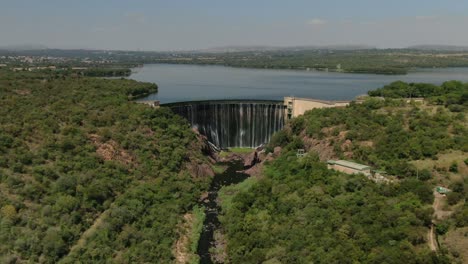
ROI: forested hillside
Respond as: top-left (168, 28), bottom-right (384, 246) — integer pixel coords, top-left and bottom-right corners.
top-left (221, 153), bottom-right (440, 263)
top-left (1, 67), bottom-right (467, 263)
top-left (219, 82), bottom-right (467, 263)
top-left (368, 80), bottom-right (468, 107)
top-left (0, 70), bottom-right (210, 263)
top-left (148, 49), bottom-right (468, 75)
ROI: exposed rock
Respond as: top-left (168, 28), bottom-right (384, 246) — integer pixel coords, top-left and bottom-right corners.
top-left (216, 152), bottom-right (244, 163)
top-left (190, 127), bottom-right (217, 160)
top-left (243, 162), bottom-right (264, 178)
top-left (338, 130), bottom-right (348, 140)
top-left (242, 151), bottom-right (271, 177)
top-left (89, 134), bottom-right (134, 166)
top-left (142, 127), bottom-right (155, 136)
top-left (187, 162), bottom-right (215, 178)
top-left (244, 151), bottom-right (259, 168)
top-left (341, 139), bottom-right (352, 151)
top-left (212, 230), bottom-right (228, 263)
top-left (273, 146), bottom-right (282, 157)
top-left (359, 140), bottom-right (374, 148)
top-left (208, 156), bottom-right (217, 164)
top-left (301, 135), bottom-right (335, 161)
top-left (199, 192), bottom-right (209, 202)
top-left (214, 149), bottom-right (262, 169)
top-left (14, 89), bottom-right (31, 95)
top-left (265, 153), bottom-right (275, 162)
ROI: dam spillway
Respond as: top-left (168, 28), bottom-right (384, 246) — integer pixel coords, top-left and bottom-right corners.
top-left (165, 100), bottom-right (286, 148)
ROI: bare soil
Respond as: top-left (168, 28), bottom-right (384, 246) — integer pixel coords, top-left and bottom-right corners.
top-left (174, 213), bottom-right (194, 264)
top-left (89, 134), bottom-right (134, 166)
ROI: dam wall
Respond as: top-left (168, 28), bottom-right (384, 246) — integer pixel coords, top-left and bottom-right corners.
top-left (165, 97), bottom-right (351, 149)
top-left (165, 100), bottom-right (286, 149)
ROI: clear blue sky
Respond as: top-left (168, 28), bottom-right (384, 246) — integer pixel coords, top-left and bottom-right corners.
top-left (1, 0), bottom-right (468, 50)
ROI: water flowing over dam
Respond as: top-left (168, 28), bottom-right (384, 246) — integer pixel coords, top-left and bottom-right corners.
top-left (165, 100), bottom-right (286, 148)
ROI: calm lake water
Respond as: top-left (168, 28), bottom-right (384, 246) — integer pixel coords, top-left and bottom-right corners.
top-left (131, 64), bottom-right (468, 103)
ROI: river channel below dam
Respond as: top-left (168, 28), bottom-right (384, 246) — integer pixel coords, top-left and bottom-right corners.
top-left (197, 160), bottom-right (249, 264)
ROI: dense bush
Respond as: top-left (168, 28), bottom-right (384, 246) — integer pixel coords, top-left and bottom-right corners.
top-left (0, 71), bottom-right (209, 263)
top-left (220, 149), bottom-right (441, 263)
top-left (368, 80), bottom-right (468, 108)
top-left (270, 94), bottom-right (467, 177)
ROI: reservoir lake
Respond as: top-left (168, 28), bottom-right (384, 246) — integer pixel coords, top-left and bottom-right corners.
top-left (131, 64), bottom-right (468, 103)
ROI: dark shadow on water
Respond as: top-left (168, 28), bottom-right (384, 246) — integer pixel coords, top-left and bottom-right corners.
top-left (197, 161), bottom-right (249, 264)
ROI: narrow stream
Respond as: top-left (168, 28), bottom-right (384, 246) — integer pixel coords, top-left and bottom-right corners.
top-left (197, 161), bottom-right (249, 264)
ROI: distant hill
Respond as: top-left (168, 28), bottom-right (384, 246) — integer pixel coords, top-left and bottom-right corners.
top-left (408, 45), bottom-right (468, 51)
top-left (195, 45), bottom-right (375, 53)
top-left (0, 44), bottom-right (48, 51)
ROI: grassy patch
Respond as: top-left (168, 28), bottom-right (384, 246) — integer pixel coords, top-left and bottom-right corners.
top-left (218, 148), bottom-right (253, 158)
top-left (218, 177), bottom-right (258, 212)
top-left (190, 206), bottom-right (205, 253)
top-left (189, 205), bottom-right (205, 264)
top-left (212, 164), bottom-right (227, 174)
top-left (412, 151), bottom-right (468, 170)
top-left (411, 150), bottom-right (468, 184)
top-left (229, 147), bottom-right (254, 153)
top-left (218, 151), bottom-right (230, 158)
top-left (440, 226), bottom-right (468, 263)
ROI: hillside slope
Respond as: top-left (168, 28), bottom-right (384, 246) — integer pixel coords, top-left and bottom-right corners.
top-left (0, 70), bottom-right (211, 263)
top-left (220, 82), bottom-right (467, 263)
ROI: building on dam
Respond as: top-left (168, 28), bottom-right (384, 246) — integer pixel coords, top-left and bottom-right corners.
top-left (284, 97), bottom-right (350, 119)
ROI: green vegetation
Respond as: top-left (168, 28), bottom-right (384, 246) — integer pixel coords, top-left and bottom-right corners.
top-left (278, 98), bottom-right (467, 177)
top-left (189, 206), bottom-right (206, 264)
top-left (219, 82), bottom-right (467, 263)
top-left (1, 64), bottom-right (467, 263)
top-left (149, 49), bottom-right (468, 75)
top-left (219, 177), bottom-right (258, 212)
top-left (0, 69), bottom-right (210, 263)
top-left (368, 80), bottom-right (468, 107)
top-left (212, 164), bottom-right (227, 174)
top-left (219, 152), bottom-right (441, 263)
top-left (4, 48), bottom-right (468, 75)
top-left (218, 147), bottom-right (254, 158)
top-left (73, 67), bottom-right (132, 77)
top-left (228, 147), bottom-right (254, 153)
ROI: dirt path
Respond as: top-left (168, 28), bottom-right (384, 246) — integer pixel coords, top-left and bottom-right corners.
top-left (427, 190), bottom-right (441, 252)
top-left (428, 189), bottom-right (454, 251)
top-left (64, 209), bottom-right (111, 257)
top-left (433, 190), bottom-right (453, 220)
top-left (174, 213), bottom-right (194, 264)
top-left (428, 224), bottom-right (438, 251)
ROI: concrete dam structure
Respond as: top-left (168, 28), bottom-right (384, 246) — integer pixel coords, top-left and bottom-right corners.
top-left (165, 100), bottom-right (286, 148)
top-left (164, 97), bottom-right (350, 149)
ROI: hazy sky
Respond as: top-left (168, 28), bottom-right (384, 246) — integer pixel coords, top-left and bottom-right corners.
top-left (2, 0), bottom-right (468, 51)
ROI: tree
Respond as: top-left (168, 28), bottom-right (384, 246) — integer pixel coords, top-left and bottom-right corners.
top-left (449, 162), bottom-right (458, 173)
top-left (0, 205), bottom-right (17, 220)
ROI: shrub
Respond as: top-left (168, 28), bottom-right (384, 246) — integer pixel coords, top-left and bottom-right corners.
top-left (447, 192), bottom-right (462, 206)
top-left (435, 222), bottom-right (449, 235)
top-left (449, 162), bottom-right (458, 173)
top-left (418, 169), bottom-right (432, 181)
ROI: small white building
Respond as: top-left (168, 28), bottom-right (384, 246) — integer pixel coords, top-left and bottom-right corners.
top-left (327, 160), bottom-right (371, 176)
